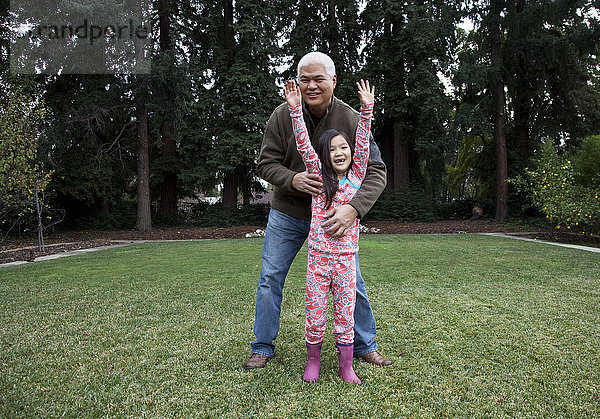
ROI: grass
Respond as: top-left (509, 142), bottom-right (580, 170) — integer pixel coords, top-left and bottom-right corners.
top-left (1, 234), bottom-right (599, 417)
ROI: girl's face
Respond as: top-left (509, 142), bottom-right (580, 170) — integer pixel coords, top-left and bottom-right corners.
top-left (329, 135), bottom-right (352, 179)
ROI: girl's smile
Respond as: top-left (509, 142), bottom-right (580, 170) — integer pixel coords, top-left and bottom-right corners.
top-left (329, 135), bottom-right (352, 179)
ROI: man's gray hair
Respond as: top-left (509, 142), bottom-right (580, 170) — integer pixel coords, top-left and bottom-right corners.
top-left (297, 52), bottom-right (336, 80)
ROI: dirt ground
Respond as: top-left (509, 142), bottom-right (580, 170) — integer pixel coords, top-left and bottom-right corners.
top-left (1, 219), bottom-right (598, 264)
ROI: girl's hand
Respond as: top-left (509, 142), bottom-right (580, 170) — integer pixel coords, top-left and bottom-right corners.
top-left (357, 79), bottom-right (375, 105)
top-left (283, 80), bottom-right (301, 107)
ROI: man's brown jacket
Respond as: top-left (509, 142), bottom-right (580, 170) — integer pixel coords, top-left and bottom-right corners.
top-left (257, 96), bottom-right (387, 220)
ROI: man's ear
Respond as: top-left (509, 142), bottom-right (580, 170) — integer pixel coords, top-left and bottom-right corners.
top-left (332, 74), bottom-right (337, 89)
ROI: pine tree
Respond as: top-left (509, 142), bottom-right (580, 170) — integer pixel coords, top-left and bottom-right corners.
top-left (488, 0), bottom-right (509, 221)
top-left (362, 0), bottom-right (461, 194)
top-left (454, 0), bottom-right (600, 218)
top-left (283, 0), bottom-right (362, 103)
top-left (135, 76), bottom-right (152, 232)
top-left (182, 0), bottom-right (282, 212)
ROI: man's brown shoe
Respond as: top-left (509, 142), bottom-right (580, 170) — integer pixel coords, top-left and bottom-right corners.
top-left (243, 353), bottom-right (270, 370)
top-left (359, 351), bottom-right (392, 366)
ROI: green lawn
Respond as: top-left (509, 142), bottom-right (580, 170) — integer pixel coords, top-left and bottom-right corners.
top-left (1, 235), bottom-right (599, 417)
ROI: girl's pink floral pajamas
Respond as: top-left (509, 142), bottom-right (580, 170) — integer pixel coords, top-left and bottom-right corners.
top-left (289, 102), bottom-right (373, 345)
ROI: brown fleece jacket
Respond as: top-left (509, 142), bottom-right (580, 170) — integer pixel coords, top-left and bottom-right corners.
top-left (257, 96), bottom-right (387, 220)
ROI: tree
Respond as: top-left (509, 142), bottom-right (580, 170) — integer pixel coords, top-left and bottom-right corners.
top-left (453, 1), bottom-right (600, 219)
top-left (504, 0), bottom-right (600, 147)
top-left (42, 75), bottom-right (138, 225)
top-left (134, 1), bottom-right (152, 232)
top-left (0, 84), bottom-right (51, 242)
top-left (518, 137), bottom-right (600, 236)
top-left (182, 0), bottom-right (282, 212)
top-left (135, 76), bottom-right (152, 232)
top-left (362, 0), bottom-right (461, 195)
top-left (156, 0), bottom-right (179, 218)
top-left (488, 0), bottom-right (509, 221)
top-left (283, 0), bottom-right (362, 103)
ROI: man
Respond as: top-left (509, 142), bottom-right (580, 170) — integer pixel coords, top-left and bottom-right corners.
top-left (244, 51), bottom-right (391, 369)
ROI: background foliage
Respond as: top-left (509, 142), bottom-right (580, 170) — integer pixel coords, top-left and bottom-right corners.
top-left (514, 135), bottom-right (600, 236)
top-left (0, 82), bottom-right (51, 238)
top-left (1, 0), bottom-right (599, 234)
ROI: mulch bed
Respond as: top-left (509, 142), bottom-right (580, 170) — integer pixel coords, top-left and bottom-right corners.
top-left (1, 220), bottom-right (598, 264)
top-left (0, 225), bottom-right (266, 263)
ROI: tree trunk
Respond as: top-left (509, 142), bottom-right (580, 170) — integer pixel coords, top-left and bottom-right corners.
top-left (159, 0), bottom-right (170, 52)
top-left (136, 80), bottom-right (152, 232)
top-left (393, 122), bottom-right (410, 191)
top-left (490, 0), bottom-right (509, 221)
top-left (389, 16), bottom-right (410, 192)
top-left (35, 188), bottom-right (44, 251)
top-left (159, 122), bottom-right (178, 217)
top-left (222, 170), bottom-right (238, 212)
top-left (223, 0), bottom-right (234, 50)
top-left (99, 197), bottom-right (111, 216)
top-left (219, 0), bottom-right (236, 213)
top-left (513, 0), bottom-right (531, 160)
top-left (158, 0), bottom-right (178, 218)
top-left (133, 1), bottom-right (152, 232)
top-left (240, 166), bottom-right (252, 205)
top-left (328, 0), bottom-right (337, 52)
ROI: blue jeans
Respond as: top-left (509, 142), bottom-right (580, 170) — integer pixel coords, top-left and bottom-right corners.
top-left (251, 208), bottom-right (378, 357)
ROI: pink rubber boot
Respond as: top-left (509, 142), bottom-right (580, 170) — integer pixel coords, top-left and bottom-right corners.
top-left (302, 341), bottom-right (322, 382)
top-left (336, 343), bottom-right (361, 384)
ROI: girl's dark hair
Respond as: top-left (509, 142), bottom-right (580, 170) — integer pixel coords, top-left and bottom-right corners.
top-left (314, 129), bottom-right (354, 209)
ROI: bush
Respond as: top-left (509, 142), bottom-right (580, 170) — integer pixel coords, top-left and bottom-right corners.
top-left (67, 199), bottom-right (138, 230)
top-left (572, 134), bottom-right (600, 189)
top-left (185, 203), bottom-right (269, 227)
top-left (0, 200), bottom-right (37, 239)
top-left (364, 186), bottom-right (437, 222)
top-left (436, 198), bottom-right (479, 220)
top-left (514, 139), bottom-right (600, 236)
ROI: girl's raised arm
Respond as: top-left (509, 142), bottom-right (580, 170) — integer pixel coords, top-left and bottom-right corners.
top-left (352, 80), bottom-right (374, 180)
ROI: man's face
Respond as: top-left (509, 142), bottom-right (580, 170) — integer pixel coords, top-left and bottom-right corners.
top-left (298, 63), bottom-right (337, 117)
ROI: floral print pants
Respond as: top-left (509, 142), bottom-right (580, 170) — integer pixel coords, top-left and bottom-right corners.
top-left (305, 252), bottom-right (356, 345)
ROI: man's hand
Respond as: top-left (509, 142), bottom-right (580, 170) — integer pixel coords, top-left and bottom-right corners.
top-left (292, 171), bottom-right (323, 196)
top-left (321, 204), bottom-right (358, 238)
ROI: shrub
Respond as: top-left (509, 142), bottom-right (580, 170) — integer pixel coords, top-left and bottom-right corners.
top-left (436, 197), bottom-right (478, 220)
top-left (515, 139), bottom-right (600, 236)
top-left (185, 203), bottom-right (269, 227)
top-left (572, 134), bottom-right (600, 189)
top-left (364, 186), bottom-right (437, 222)
top-left (67, 199), bottom-right (138, 230)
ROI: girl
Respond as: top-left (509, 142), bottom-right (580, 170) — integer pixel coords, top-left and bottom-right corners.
top-left (283, 79), bottom-right (374, 384)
